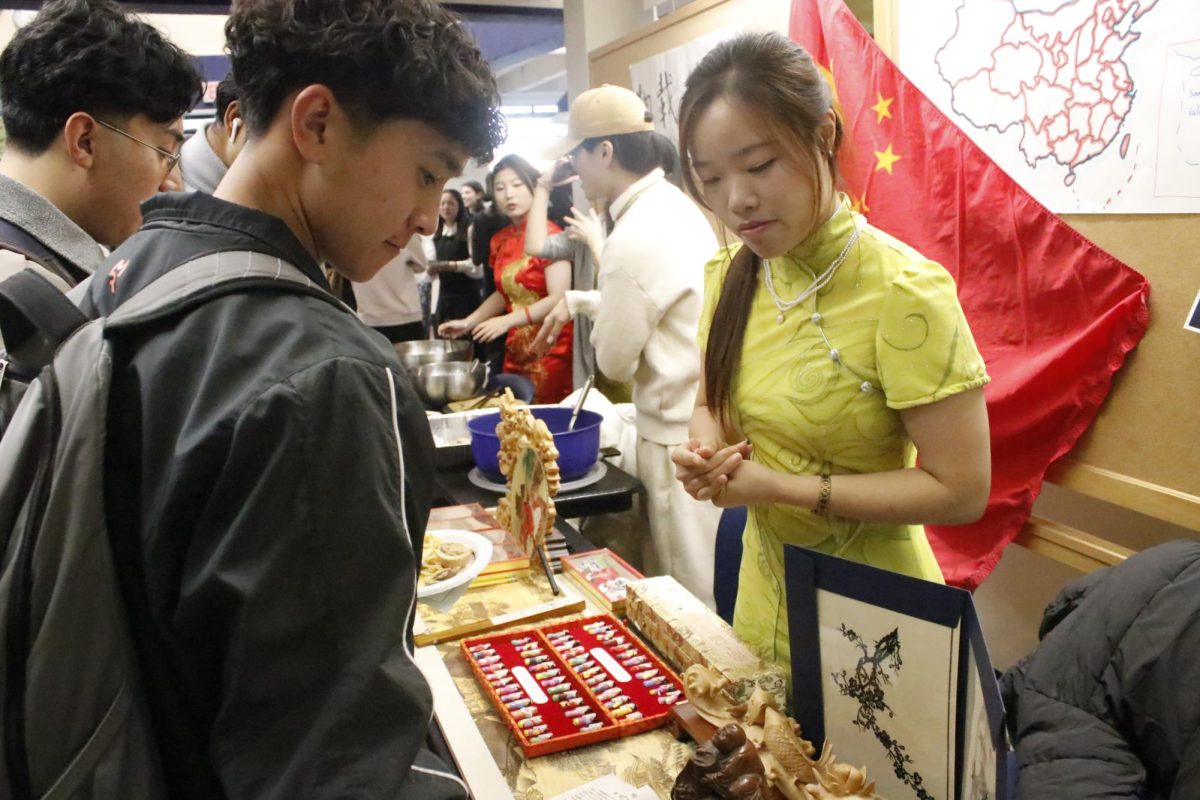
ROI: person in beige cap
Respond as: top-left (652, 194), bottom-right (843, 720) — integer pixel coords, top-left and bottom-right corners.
top-left (533, 84), bottom-right (722, 609)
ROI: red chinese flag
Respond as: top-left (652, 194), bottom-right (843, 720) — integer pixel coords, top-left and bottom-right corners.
top-left (790, 0), bottom-right (1150, 588)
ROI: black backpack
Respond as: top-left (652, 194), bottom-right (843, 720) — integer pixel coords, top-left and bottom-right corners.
top-left (0, 251), bottom-right (338, 799)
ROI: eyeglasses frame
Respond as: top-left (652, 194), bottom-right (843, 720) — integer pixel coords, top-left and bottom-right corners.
top-left (94, 118), bottom-right (182, 176)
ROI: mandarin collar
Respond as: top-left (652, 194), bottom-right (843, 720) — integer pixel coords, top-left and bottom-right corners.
top-left (773, 193), bottom-right (858, 276)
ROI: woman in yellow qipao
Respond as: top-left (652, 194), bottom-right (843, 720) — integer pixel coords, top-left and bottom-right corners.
top-left (672, 32), bottom-right (992, 671)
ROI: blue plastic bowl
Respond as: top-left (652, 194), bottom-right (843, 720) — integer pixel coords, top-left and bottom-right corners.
top-left (467, 407), bottom-right (603, 483)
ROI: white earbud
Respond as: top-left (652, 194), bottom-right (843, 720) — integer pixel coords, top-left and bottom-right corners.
top-left (229, 118), bottom-right (242, 142)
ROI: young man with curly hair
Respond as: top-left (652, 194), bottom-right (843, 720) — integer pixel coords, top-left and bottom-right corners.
top-left (0, 0), bottom-right (201, 291)
top-left (74, 1), bottom-right (504, 796)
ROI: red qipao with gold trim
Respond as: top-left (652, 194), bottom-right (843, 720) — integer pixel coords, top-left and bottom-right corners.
top-left (489, 222), bottom-right (573, 403)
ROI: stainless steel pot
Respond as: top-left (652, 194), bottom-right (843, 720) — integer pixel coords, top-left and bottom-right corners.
top-left (392, 339), bottom-right (472, 373)
top-left (413, 359), bottom-right (490, 407)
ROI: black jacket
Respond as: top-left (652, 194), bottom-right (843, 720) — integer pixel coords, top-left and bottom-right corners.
top-left (1000, 540), bottom-right (1200, 800)
top-left (81, 193), bottom-right (466, 799)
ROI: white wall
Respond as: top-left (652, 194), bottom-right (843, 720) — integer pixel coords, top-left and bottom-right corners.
top-left (0, 10), bottom-right (229, 54)
top-left (563, 0), bottom-right (654, 102)
top-left (141, 12), bottom-right (228, 56)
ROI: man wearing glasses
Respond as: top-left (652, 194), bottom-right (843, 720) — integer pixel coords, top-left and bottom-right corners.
top-left (0, 0), bottom-right (200, 293)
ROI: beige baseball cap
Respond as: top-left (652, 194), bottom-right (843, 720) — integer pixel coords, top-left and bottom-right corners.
top-left (542, 84), bottom-right (655, 160)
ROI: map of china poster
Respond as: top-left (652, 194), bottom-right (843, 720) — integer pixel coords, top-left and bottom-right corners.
top-left (898, 0), bottom-right (1200, 214)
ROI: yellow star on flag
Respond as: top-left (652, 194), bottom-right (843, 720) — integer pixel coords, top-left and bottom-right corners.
top-left (851, 193), bottom-right (870, 213)
top-left (874, 144), bottom-right (901, 174)
top-left (870, 93), bottom-right (894, 124)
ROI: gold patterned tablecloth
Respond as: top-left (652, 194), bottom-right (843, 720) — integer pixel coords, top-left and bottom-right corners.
top-left (419, 577), bottom-right (694, 799)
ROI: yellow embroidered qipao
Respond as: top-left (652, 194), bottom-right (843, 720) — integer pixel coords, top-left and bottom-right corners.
top-left (698, 198), bottom-right (989, 671)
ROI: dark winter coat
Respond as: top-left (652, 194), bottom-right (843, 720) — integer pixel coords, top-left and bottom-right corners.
top-left (78, 192), bottom-right (467, 799)
top-left (1000, 540), bottom-right (1200, 799)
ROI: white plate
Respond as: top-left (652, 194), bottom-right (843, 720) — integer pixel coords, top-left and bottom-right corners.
top-left (466, 461), bottom-right (608, 494)
top-left (417, 529), bottom-right (493, 600)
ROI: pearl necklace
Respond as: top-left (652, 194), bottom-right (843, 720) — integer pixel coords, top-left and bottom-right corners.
top-left (762, 219), bottom-right (861, 324)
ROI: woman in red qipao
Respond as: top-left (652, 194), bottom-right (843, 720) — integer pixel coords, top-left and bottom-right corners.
top-left (439, 154), bottom-right (573, 403)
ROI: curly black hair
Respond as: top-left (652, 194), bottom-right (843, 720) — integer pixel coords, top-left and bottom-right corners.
top-left (225, 0), bottom-right (506, 163)
top-left (0, 0), bottom-right (203, 155)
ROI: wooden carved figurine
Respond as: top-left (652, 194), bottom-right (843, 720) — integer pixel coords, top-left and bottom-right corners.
top-left (673, 667), bottom-right (883, 800)
top-left (681, 665), bottom-right (747, 731)
top-left (801, 763), bottom-right (880, 800)
top-left (754, 706), bottom-right (834, 799)
top-left (672, 724), bottom-right (770, 800)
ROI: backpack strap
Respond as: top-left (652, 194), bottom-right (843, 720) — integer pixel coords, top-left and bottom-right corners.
top-left (0, 270), bottom-right (88, 366)
top-left (0, 270), bottom-right (87, 348)
top-left (106, 250), bottom-right (350, 331)
top-left (0, 250), bottom-right (343, 386)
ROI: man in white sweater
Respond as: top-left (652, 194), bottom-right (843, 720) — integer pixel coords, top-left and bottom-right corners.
top-left (538, 85), bottom-right (722, 607)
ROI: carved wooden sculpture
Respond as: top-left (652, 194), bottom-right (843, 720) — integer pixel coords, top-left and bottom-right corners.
top-left (683, 663), bottom-right (747, 731)
top-left (672, 724), bottom-right (770, 800)
top-left (673, 665), bottom-right (883, 800)
top-left (493, 390), bottom-right (558, 551)
top-left (492, 391), bottom-right (560, 589)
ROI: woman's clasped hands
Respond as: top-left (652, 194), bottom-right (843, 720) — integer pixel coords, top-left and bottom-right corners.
top-left (671, 438), bottom-right (766, 507)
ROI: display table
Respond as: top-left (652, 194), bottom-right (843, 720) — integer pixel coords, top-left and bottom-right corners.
top-left (416, 576), bottom-right (691, 799)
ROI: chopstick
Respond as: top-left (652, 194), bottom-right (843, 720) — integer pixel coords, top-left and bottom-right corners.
top-left (465, 387), bottom-right (503, 411)
top-left (537, 544), bottom-right (561, 595)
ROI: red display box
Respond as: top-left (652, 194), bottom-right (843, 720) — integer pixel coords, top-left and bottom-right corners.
top-left (561, 549), bottom-right (643, 616)
top-left (461, 614), bottom-right (686, 757)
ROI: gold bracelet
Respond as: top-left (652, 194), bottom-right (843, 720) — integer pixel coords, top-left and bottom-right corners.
top-left (811, 473), bottom-right (832, 516)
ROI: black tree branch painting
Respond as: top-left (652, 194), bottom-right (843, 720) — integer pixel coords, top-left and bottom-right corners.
top-left (831, 624), bottom-right (935, 800)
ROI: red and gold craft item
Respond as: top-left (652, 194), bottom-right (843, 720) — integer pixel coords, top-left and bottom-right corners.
top-left (492, 391), bottom-right (561, 591)
top-left (461, 613), bottom-right (686, 758)
top-left (561, 549), bottom-right (644, 617)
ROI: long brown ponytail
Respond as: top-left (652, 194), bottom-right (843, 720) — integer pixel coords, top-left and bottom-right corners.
top-left (678, 32), bottom-right (843, 430)
top-left (704, 246), bottom-right (759, 432)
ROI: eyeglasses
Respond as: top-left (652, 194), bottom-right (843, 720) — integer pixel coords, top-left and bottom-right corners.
top-left (95, 118), bottom-right (182, 175)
